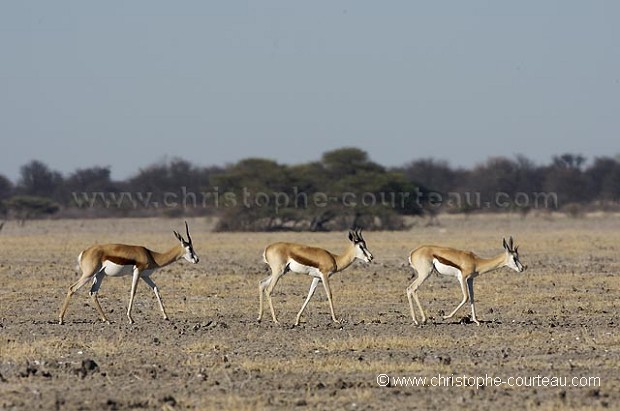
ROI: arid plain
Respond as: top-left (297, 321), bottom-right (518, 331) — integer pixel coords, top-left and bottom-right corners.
top-left (0, 214), bottom-right (618, 410)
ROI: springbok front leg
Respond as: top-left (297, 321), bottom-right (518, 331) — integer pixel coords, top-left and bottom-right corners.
top-left (320, 274), bottom-right (339, 324)
top-left (466, 277), bottom-right (480, 325)
top-left (295, 277), bottom-right (320, 326)
top-left (142, 275), bottom-right (168, 321)
top-left (126, 268), bottom-right (141, 324)
top-left (443, 274), bottom-right (470, 321)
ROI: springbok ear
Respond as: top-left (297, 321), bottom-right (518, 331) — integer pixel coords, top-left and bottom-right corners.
top-left (503, 238), bottom-right (508, 250)
top-left (348, 230), bottom-right (355, 242)
top-left (514, 245), bottom-right (519, 254)
top-left (509, 236), bottom-right (514, 250)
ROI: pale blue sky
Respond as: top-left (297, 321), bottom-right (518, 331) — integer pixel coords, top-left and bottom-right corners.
top-left (1, 1), bottom-right (618, 181)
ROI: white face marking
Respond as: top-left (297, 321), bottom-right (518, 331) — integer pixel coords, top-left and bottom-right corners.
top-left (507, 254), bottom-right (524, 272)
top-left (288, 260), bottom-right (322, 277)
top-left (101, 260), bottom-right (135, 277)
top-left (433, 258), bottom-right (462, 278)
top-left (183, 244), bottom-right (199, 264)
top-left (355, 242), bottom-right (373, 263)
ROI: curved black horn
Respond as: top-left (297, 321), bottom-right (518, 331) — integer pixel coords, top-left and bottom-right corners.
top-left (185, 221), bottom-right (192, 244)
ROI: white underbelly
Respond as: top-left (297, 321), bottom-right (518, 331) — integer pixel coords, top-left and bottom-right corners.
top-left (101, 261), bottom-right (135, 277)
top-left (433, 258), bottom-right (462, 279)
top-left (288, 259), bottom-right (321, 277)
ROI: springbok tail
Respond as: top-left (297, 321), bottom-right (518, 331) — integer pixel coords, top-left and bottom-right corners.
top-left (75, 251), bottom-right (83, 272)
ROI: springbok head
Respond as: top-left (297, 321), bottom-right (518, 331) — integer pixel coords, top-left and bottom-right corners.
top-left (174, 221), bottom-right (199, 264)
top-left (503, 236), bottom-right (525, 272)
top-left (348, 228), bottom-right (374, 263)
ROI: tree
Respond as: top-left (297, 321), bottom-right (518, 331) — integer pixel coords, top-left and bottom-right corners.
top-left (543, 154), bottom-right (590, 205)
top-left (129, 158), bottom-right (216, 193)
top-left (17, 160), bottom-right (64, 200)
top-left (467, 157), bottom-right (518, 199)
top-left (4, 195), bottom-right (60, 225)
top-left (126, 158), bottom-right (218, 215)
top-left (211, 149), bottom-right (419, 232)
top-left (512, 155), bottom-right (544, 194)
top-left (66, 166), bottom-right (115, 193)
top-left (401, 158), bottom-right (458, 195)
top-left (586, 157), bottom-right (620, 201)
top-left (553, 154), bottom-right (586, 170)
top-left (0, 174), bottom-right (13, 216)
top-left (214, 158), bottom-right (289, 193)
top-left (321, 147), bottom-right (385, 177)
top-left (212, 159), bottom-right (292, 231)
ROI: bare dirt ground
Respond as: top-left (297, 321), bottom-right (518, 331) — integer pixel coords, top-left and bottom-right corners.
top-left (0, 214), bottom-right (618, 410)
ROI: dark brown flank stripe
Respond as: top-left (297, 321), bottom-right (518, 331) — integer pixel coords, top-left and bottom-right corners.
top-left (432, 254), bottom-right (461, 271)
top-left (104, 255), bottom-right (137, 266)
top-left (289, 252), bottom-right (320, 269)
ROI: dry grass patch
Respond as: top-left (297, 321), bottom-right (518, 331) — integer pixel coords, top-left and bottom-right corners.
top-left (0, 333), bottom-right (145, 363)
top-left (182, 340), bottom-right (231, 355)
top-left (239, 356), bottom-right (452, 375)
top-left (0, 336), bottom-right (82, 362)
top-left (82, 334), bottom-right (144, 356)
top-left (301, 334), bottom-right (450, 352)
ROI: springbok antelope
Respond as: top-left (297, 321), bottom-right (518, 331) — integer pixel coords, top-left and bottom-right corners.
top-left (258, 229), bottom-right (373, 326)
top-left (406, 237), bottom-right (526, 326)
top-left (58, 222), bottom-right (199, 324)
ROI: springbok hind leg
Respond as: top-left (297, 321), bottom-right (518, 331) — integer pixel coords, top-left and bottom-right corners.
top-left (59, 270), bottom-right (97, 324)
top-left (259, 265), bottom-right (285, 324)
top-left (89, 270), bottom-right (110, 323)
top-left (257, 275), bottom-right (271, 321)
top-left (406, 262), bottom-right (432, 325)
